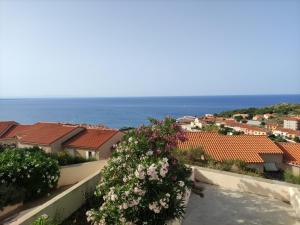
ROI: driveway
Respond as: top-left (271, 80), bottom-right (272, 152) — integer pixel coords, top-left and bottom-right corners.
top-left (183, 183), bottom-right (300, 225)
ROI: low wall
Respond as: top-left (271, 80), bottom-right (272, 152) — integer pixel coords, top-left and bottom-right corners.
top-left (193, 166), bottom-right (300, 202)
top-left (193, 166), bottom-right (300, 218)
top-left (15, 171), bottom-right (101, 225)
top-left (58, 160), bottom-right (107, 187)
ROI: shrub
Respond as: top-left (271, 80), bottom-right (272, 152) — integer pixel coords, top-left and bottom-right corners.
top-left (172, 147), bottom-right (261, 176)
top-left (0, 147), bottom-right (60, 202)
top-left (48, 151), bottom-right (95, 166)
top-left (268, 134), bottom-right (287, 142)
top-left (0, 143), bottom-right (15, 153)
top-left (31, 214), bottom-right (58, 225)
top-left (172, 147), bottom-right (211, 167)
top-left (284, 170), bottom-right (300, 184)
top-left (294, 137), bottom-right (300, 143)
top-left (87, 118), bottom-right (193, 225)
top-left (0, 184), bottom-right (25, 210)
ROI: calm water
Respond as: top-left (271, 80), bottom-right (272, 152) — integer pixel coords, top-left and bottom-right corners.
top-left (0, 95), bottom-right (299, 128)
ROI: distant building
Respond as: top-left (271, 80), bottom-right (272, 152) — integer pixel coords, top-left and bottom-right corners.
top-left (222, 120), bottom-right (268, 135)
top-left (176, 116), bottom-right (197, 125)
top-left (232, 113), bottom-right (248, 119)
top-left (178, 132), bottom-right (283, 172)
top-left (247, 120), bottom-right (261, 126)
top-left (190, 118), bottom-right (204, 129)
top-left (273, 128), bottom-right (300, 139)
top-left (283, 117), bottom-right (300, 130)
top-left (253, 115), bottom-right (264, 121)
top-left (265, 122), bottom-right (278, 131)
top-left (64, 128), bottom-right (123, 160)
top-left (263, 113), bottom-right (273, 119)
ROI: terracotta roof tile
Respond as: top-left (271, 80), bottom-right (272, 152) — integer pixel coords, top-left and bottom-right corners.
top-left (0, 122), bottom-right (80, 145)
top-left (178, 132), bottom-right (283, 163)
top-left (1, 124), bottom-right (33, 140)
top-left (0, 121), bottom-right (17, 137)
top-left (64, 128), bottom-right (119, 150)
top-left (277, 143), bottom-right (300, 165)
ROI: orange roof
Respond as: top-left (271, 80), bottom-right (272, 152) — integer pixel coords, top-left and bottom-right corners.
top-left (238, 124), bottom-right (267, 132)
top-left (277, 143), bottom-right (300, 165)
top-left (178, 132), bottom-right (283, 163)
top-left (0, 121), bottom-right (17, 136)
top-left (275, 128), bottom-right (300, 136)
top-left (285, 117), bottom-right (300, 122)
top-left (64, 128), bottom-right (119, 150)
top-left (1, 124), bottom-right (34, 139)
top-left (223, 121), bottom-right (267, 133)
top-left (0, 122), bottom-right (80, 145)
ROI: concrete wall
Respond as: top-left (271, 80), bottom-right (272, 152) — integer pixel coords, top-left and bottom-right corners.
top-left (285, 164), bottom-right (300, 176)
top-left (15, 171), bottom-right (101, 225)
top-left (58, 160), bottom-right (107, 187)
top-left (193, 166), bottom-right (300, 218)
top-left (97, 132), bottom-right (124, 159)
top-left (193, 165), bottom-right (300, 202)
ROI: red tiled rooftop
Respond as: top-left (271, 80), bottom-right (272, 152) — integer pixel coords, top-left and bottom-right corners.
top-left (178, 132), bottom-right (283, 163)
top-left (0, 121), bottom-right (17, 136)
top-left (64, 128), bottom-right (119, 150)
top-left (1, 122), bottom-right (80, 145)
top-left (1, 124), bottom-right (34, 139)
top-left (284, 117), bottom-right (300, 122)
top-left (223, 121), bottom-right (267, 132)
top-left (277, 143), bottom-right (300, 165)
top-left (275, 128), bottom-right (300, 136)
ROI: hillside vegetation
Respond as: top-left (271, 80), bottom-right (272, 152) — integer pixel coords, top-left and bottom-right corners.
top-left (216, 103), bottom-right (300, 118)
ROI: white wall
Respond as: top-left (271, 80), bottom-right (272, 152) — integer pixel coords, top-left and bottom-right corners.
top-left (15, 171), bottom-right (101, 225)
top-left (193, 165), bottom-right (300, 202)
top-left (58, 160), bottom-right (107, 187)
top-left (193, 166), bottom-right (300, 218)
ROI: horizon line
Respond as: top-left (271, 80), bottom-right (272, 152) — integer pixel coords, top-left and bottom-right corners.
top-left (0, 93), bottom-right (300, 100)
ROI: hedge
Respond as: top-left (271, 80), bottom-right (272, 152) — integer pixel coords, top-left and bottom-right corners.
top-left (0, 147), bottom-right (60, 207)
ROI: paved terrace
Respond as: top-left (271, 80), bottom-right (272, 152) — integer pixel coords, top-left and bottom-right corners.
top-left (183, 183), bottom-right (300, 225)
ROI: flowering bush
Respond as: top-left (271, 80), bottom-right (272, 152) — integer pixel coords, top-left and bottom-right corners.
top-left (87, 118), bottom-right (192, 225)
top-left (0, 147), bottom-right (60, 202)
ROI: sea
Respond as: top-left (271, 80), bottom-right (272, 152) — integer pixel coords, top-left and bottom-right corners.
top-left (0, 95), bottom-right (299, 128)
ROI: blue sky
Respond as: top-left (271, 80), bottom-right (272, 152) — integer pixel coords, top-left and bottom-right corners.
top-left (0, 0), bottom-right (299, 98)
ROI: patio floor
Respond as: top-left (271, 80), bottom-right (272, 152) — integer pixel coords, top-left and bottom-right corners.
top-left (183, 183), bottom-right (300, 225)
